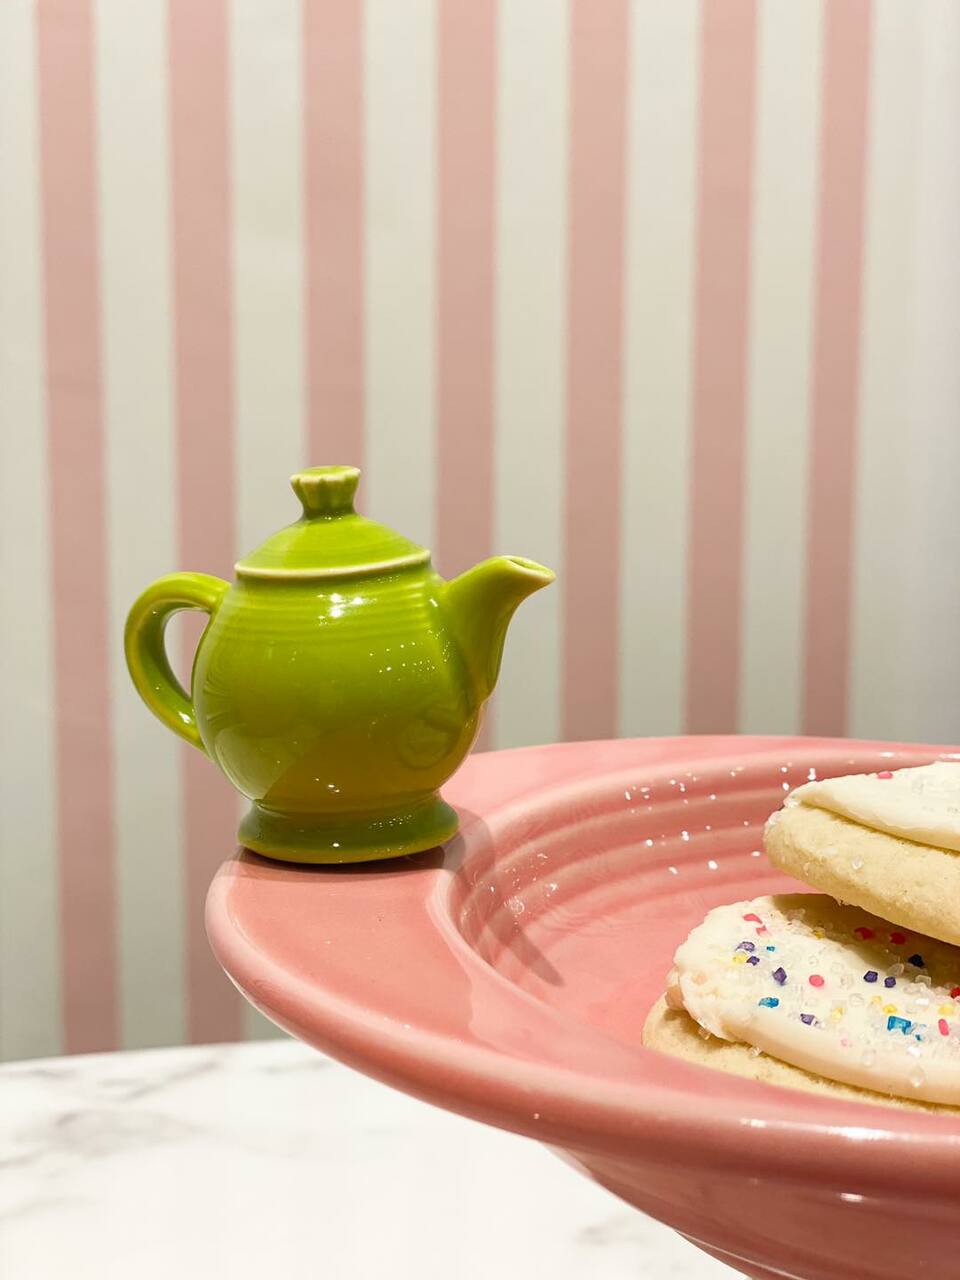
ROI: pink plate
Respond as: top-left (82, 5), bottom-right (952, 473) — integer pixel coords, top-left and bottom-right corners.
top-left (207, 737), bottom-right (960, 1280)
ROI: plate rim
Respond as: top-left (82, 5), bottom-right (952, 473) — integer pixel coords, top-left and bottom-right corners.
top-left (207, 734), bottom-right (960, 1196)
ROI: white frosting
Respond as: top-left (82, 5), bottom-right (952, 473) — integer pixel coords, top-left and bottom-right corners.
top-left (669, 894), bottom-right (960, 1104)
top-left (788, 761), bottom-right (960, 851)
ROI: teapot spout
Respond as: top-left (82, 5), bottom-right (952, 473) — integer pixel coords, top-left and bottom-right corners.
top-left (442, 556), bottom-right (555, 702)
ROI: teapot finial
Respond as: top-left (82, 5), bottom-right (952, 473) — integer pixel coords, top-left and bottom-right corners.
top-left (291, 465), bottom-right (360, 518)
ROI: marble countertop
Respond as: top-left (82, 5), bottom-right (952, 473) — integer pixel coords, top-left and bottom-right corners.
top-left (1, 1038), bottom-right (731, 1279)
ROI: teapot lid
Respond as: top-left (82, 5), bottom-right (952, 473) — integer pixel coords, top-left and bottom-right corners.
top-left (236, 466), bottom-right (430, 580)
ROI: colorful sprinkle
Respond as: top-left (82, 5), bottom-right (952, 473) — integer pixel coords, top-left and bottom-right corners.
top-left (890, 932), bottom-right (907, 945)
top-left (808, 974), bottom-right (825, 988)
top-left (772, 967), bottom-right (787, 985)
top-left (747, 955), bottom-right (760, 966)
top-left (732, 953), bottom-right (747, 965)
top-left (908, 954), bottom-right (925, 968)
top-left (800, 1013), bottom-right (816, 1026)
top-left (951, 987), bottom-right (960, 999)
top-left (940, 1005), bottom-right (955, 1016)
top-left (884, 976), bottom-right (897, 988)
top-left (766, 945), bottom-right (776, 952)
top-left (758, 997), bottom-right (779, 1009)
top-left (743, 913), bottom-right (762, 923)
top-left (887, 1016), bottom-right (913, 1034)
top-left (863, 970), bottom-right (878, 983)
top-left (853, 927), bottom-right (875, 940)
top-left (755, 926), bottom-right (769, 936)
top-left (940, 1019), bottom-right (950, 1037)
top-left (736, 941), bottom-right (756, 953)
top-left (877, 771), bottom-right (894, 779)
top-left (883, 1003), bottom-right (898, 1014)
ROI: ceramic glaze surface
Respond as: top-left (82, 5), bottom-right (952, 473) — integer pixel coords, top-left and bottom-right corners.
top-left (207, 737), bottom-right (960, 1280)
top-left (193, 569), bottom-right (475, 858)
top-left (125, 466), bottom-right (553, 862)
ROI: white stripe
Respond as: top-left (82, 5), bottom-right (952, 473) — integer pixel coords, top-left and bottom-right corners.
top-left (363, 0), bottom-right (436, 549)
top-left (490, 0), bottom-right (568, 749)
top-left (229, 0), bottom-right (306, 1041)
top-left (739, 0), bottom-right (823, 734)
top-left (848, 0), bottom-right (923, 741)
top-left (901, 0), bottom-right (960, 744)
top-left (243, 1006), bottom-right (289, 1041)
top-left (0, 0), bottom-right (62, 1061)
top-left (95, 0), bottom-right (186, 1049)
top-left (231, 0), bottom-right (307, 558)
top-left (618, 0), bottom-right (699, 737)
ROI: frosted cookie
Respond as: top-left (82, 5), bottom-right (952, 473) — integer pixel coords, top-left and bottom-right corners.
top-left (765, 762), bottom-right (960, 946)
top-left (660, 893), bottom-right (960, 1106)
top-left (642, 997), bottom-right (953, 1113)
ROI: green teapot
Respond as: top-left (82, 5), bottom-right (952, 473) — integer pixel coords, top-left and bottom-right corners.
top-left (125, 466), bottom-right (554, 863)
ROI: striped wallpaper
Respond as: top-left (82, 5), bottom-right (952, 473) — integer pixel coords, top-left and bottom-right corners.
top-left (1, 0), bottom-right (959, 1061)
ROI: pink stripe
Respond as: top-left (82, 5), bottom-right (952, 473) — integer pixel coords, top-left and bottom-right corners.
top-left (436, 0), bottom-right (496, 746)
top-left (303, 0), bottom-right (364, 468)
top-left (685, 0), bottom-right (758, 734)
top-left (562, 0), bottom-right (629, 742)
top-left (169, 0), bottom-right (243, 1044)
top-left (802, 1), bottom-right (872, 736)
top-left (36, 0), bottom-right (117, 1053)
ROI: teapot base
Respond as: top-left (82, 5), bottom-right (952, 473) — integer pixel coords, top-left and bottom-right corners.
top-left (237, 795), bottom-right (460, 865)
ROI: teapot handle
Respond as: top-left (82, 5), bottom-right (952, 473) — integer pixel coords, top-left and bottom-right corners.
top-left (124, 572), bottom-right (230, 752)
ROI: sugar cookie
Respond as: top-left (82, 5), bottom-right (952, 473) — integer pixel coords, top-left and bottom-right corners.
top-left (765, 790), bottom-right (960, 947)
top-left (643, 996), bottom-right (954, 1113)
top-left (664, 893), bottom-right (960, 1106)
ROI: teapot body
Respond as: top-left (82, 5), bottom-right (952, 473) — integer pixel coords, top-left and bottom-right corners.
top-left (193, 565), bottom-right (480, 860)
